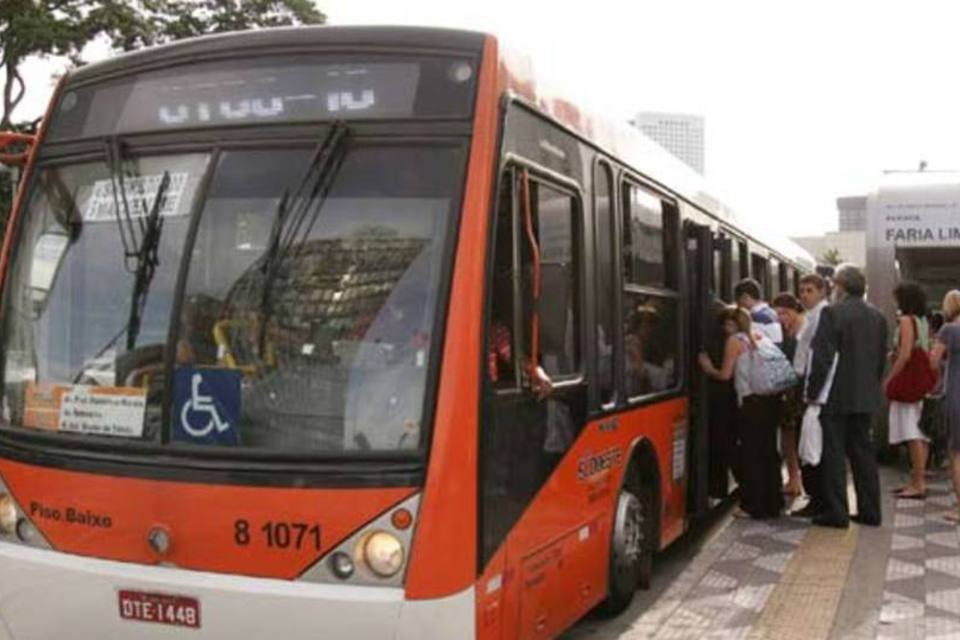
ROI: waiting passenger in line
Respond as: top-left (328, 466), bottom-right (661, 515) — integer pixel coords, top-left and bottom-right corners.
top-left (773, 292), bottom-right (805, 497)
top-left (791, 274), bottom-right (830, 518)
top-left (885, 282), bottom-right (932, 500)
top-left (734, 278), bottom-right (783, 345)
top-left (698, 306), bottom-right (783, 519)
top-left (930, 290), bottom-right (960, 522)
top-left (806, 264), bottom-right (886, 528)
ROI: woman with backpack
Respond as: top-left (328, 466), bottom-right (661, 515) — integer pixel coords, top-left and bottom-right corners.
top-left (699, 306), bottom-right (787, 519)
top-left (885, 282), bottom-right (933, 500)
top-left (930, 291), bottom-right (960, 522)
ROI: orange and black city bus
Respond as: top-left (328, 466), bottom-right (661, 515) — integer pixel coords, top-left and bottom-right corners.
top-left (0, 26), bottom-right (813, 639)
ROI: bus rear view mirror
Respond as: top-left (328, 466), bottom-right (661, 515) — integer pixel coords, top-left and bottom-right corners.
top-left (28, 232), bottom-right (69, 319)
top-left (0, 132), bottom-right (35, 167)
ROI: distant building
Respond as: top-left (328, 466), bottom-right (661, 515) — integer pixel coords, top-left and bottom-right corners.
top-left (837, 195), bottom-right (867, 231)
top-left (791, 231), bottom-right (866, 268)
top-left (631, 112), bottom-right (705, 175)
top-left (791, 194), bottom-right (868, 267)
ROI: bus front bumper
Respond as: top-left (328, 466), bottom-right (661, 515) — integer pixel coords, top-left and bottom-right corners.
top-left (0, 541), bottom-right (474, 639)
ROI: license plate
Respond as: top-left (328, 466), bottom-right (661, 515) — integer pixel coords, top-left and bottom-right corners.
top-left (118, 590), bottom-right (201, 629)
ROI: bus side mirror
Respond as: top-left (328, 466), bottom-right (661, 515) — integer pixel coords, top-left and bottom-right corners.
top-left (28, 232), bottom-right (69, 319)
top-left (0, 132), bottom-right (35, 167)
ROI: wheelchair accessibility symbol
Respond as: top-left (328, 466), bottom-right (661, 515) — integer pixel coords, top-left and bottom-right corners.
top-left (172, 367), bottom-right (241, 445)
top-left (181, 373), bottom-right (230, 437)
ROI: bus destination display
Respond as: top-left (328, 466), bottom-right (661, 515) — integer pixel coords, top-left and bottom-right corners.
top-left (47, 56), bottom-right (476, 140)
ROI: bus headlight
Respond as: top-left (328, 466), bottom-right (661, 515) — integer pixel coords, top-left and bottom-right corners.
top-left (362, 531), bottom-right (404, 577)
top-left (0, 494), bottom-right (17, 535)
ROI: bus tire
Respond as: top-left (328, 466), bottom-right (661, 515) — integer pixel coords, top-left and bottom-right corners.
top-left (599, 483), bottom-right (653, 615)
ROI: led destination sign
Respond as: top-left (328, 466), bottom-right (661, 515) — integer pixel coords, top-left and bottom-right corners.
top-left (134, 62), bottom-right (420, 129)
top-left (47, 55), bottom-right (476, 140)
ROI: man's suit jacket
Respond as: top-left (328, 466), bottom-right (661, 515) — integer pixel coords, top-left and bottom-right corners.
top-left (806, 294), bottom-right (888, 415)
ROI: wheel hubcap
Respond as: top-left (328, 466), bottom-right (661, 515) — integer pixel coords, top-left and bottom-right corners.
top-left (613, 491), bottom-right (644, 574)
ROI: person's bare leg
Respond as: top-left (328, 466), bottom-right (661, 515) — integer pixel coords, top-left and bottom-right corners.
top-left (947, 453), bottom-right (960, 522)
top-left (902, 439), bottom-right (928, 495)
top-left (781, 424), bottom-right (802, 494)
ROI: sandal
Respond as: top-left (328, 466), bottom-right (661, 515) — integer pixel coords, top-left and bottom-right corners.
top-left (732, 507), bottom-right (751, 519)
top-left (945, 512), bottom-right (960, 524)
top-left (897, 491), bottom-right (927, 500)
top-left (891, 486), bottom-right (910, 494)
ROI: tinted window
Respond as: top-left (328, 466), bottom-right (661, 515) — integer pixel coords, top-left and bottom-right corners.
top-left (623, 293), bottom-right (679, 395)
top-left (712, 235), bottom-right (725, 298)
top-left (620, 182), bottom-right (680, 399)
top-left (523, 181), bottom-right (579, 378)
top-left (751, 253), bottom-right (769, 296)
top-left (595, 162), bottom-right (615, 404)
top-left (622, 182), bottom-right (667, 287)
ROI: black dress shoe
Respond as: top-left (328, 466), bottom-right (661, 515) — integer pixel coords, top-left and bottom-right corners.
top-left (791, 503), bottom-right (823, 519)
top-left (851, 514), bottom-right (881, 527)
top-left (812, 515), bottom-right (849, 529)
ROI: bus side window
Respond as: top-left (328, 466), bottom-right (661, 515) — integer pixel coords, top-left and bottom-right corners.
top-left (751, 252), bottom-right (769, 297)
top-left (712, 233), bottom-right (726, 300)
top-left (594, 161), bottom-right (616, 406)
top-left (621, 181), bottom-right (680, 398)
top-left (488, 169), bottom-right (518, 389)
top-left (520, 177), bottom-right (580, 380)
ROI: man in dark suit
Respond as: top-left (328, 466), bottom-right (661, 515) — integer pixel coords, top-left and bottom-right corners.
top-left (805, 264), bottom-right (888, 528)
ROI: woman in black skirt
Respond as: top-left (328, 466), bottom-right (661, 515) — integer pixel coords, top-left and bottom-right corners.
top-left (699, 306), bottom-right (784, 519)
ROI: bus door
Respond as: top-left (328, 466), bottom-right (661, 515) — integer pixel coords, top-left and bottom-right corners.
top-left (481, 165), bottom-right (594, 639)
top-left (683, 221), bottom-right (714, 515)
top-left (708, 236), bottom-right (736, 499)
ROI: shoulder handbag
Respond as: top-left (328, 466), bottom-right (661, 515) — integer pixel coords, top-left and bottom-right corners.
top-left (886, 316), bottom-right (938, 403)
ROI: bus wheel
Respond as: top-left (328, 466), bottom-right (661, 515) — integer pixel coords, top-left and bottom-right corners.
top-left (599, 484), bottom-right (653, 615)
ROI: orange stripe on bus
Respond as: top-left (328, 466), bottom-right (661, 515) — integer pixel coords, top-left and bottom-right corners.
top-left (0, 459), bottom-right (415, 579)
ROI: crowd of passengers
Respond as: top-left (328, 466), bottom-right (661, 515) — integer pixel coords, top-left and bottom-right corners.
top-left (698, 265), bottom-right (960, 527)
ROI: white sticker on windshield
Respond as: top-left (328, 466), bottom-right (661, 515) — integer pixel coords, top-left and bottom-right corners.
top-left (58, 386), bottom-right (147, 438)
top-left (83, 172), bottom-right (188, 222)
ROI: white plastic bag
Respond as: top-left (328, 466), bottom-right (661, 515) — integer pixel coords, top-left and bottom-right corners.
top-left (799, 405), bottom-right (823, 465)
top-left (799, 353), bottom-right (839, 466)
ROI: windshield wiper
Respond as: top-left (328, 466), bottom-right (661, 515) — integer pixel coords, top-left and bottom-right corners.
top-left (103, 137), bottom-right (173, 350)
top-left (104, 137), bottom-right (139, 272)
top-left (256, 122), bottom-right (349, 352)
top-left (125, 170), bottom-right (171, 350)
top-left (71, 142), bottom-right (171, 383)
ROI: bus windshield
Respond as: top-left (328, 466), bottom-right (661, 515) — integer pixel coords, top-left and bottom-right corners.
top-left (0, 137), bottom-right (465, 456)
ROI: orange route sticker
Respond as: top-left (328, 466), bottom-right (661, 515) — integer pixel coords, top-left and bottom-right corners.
top-left (23, 383), bottom-right (69, 430)
top-left (23, 383), bottom-right (146, 437)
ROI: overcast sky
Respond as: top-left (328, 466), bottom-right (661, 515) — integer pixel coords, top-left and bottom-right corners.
top-left (12, 0), bottom-right (960, 237)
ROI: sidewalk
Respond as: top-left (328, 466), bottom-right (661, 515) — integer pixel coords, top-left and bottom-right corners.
top-left (569, 465), bottom-right (960, 639)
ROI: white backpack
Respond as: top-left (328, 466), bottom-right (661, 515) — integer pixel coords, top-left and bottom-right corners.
top-left (747, 338), bottom-right (799, 396)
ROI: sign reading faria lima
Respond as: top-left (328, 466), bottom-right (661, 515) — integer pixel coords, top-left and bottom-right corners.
top-left (865, 172), bottom-right (960, 321)
top-left (870, 177), bottom-right (960, 247)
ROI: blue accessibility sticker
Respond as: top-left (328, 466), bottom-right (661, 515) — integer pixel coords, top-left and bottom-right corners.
top-left (172, 368), bottom-right (242, 445)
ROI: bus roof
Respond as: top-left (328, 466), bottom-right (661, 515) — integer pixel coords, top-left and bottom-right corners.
top-left (67, 25), bottom-right (487, 84)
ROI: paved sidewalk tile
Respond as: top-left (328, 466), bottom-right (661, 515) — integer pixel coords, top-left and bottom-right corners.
top-left (567, 467), bottom-right (960, 639)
